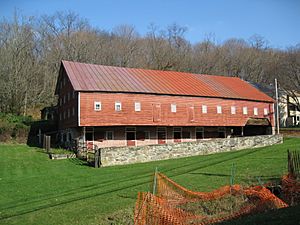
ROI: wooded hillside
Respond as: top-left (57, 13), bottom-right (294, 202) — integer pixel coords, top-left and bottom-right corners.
top-left (0, 11), bottom-right (299, 116)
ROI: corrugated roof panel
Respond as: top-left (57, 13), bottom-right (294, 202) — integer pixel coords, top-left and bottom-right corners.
top-left (61, 60), bottom-right (274, 102)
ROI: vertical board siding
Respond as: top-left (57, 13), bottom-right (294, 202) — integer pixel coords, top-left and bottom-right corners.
top-left (79, 92), bottom-right (274, 127)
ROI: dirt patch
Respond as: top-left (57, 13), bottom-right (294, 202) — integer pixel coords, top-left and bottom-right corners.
top-left (100, 208), bottom-right (134, 225)
top-left (178, 193), bottom-right (252, 218)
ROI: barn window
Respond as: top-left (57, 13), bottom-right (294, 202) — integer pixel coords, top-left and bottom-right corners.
top-left (264, 108), bottom-right (268, 115)
top-left (135, 102), bottom-right (141, 111)
top-left (243, 107), bottom-right (248, 115)
top-left (115, 102), bottom-right (122, 111)
top-left (94, 101), bottom-right (101, 111)
top-left (217, 106), bottom-right (222, 114)
top-left (171, 104), bottom-right (177, 113)
top-left (202, 105), bottom-right (207, 113)
top-left (105, 131), bottom-right (114, 140)
top-left (231, 106), bottom-right (236, 114)
top-left (254, 107), bottom-right (258, 116)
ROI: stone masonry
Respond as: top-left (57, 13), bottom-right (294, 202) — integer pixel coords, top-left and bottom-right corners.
top-left (99, 135), bottom-right (283, 167)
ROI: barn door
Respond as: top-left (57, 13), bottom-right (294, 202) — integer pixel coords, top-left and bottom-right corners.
top-left (187, 104), bottom-right (195, 122)
top-left (153, 103), bottom-right (161, 122)
top-left (126, 127), bottom-right (136, 146)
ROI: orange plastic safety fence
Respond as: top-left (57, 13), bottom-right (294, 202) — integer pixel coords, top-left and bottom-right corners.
top-left (134, 173), bottom-right (288, 225)
top-left (281, 174), bottom-right (300, 205)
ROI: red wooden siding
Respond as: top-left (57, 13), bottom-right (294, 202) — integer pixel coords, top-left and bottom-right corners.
top-left (79, 92), bottom-right (274, 127)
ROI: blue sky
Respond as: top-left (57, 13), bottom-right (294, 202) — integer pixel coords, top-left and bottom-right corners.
top-left (0, 0), bottom-right (299, 48)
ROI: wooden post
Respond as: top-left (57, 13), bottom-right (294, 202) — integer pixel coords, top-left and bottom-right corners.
top-left (38, 129), bottom-right (42, 146)
top-left (43, 134), bottom-right (46, 149)
top-left (94, 147), bottom-right (101, 168)
top-left (45, 136), bottom-right (51, 153)
top-left (275, 78), bottom-right (280, 134)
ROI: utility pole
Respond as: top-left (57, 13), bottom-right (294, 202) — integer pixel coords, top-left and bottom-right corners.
top-left (275, 78), bottom-right (280, 134)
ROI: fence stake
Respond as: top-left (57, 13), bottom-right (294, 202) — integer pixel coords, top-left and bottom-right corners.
top-left (230, 163), bottom-right (236, 186)
top-left (153, 167), bottom-right (158, 195)
top-left (256, 176), bottom-right (264, 187)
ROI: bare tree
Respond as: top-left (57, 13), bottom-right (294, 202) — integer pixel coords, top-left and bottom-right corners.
top-left (0, 10), bottom-right (299, 117)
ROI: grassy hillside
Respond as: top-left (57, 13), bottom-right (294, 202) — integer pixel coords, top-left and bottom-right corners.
top-left (0, 138), bottom-right (299, 225)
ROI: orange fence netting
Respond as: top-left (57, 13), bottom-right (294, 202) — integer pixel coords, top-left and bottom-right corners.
top-left (134, 173), bottom-right (289, 225)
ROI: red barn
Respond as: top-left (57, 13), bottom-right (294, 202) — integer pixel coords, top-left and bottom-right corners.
top-left (55, 60), bottom-right (275, 148)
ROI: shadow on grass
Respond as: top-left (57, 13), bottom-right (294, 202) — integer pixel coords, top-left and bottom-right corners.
top-left (68, 157), bottom-right (91, 167)
top-left (217, 205), bottom-right (300, 225)
top-left (188, 172), bottom-right (231, 177)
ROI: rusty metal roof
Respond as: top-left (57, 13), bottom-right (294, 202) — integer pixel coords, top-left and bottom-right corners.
top-left (61, 60), bottom-right (274, 102)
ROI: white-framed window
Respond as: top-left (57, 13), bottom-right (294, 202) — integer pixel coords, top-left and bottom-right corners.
top-left (105, 131), bottom-right (114, 140)
top-left (254, 107), bottom-right (258, 116)
top-left (171, 104), bottom-right (177, 113)
top-left (231, 106), bottom-right (236, 114)
top-left (243, 107), bottom-right (248, 115)
top-left (94, 101), bottom-right (101, 111)
top-left (135, 102), bottom-right (141, 112)
top-left (144, 131), bottom-right (150, 140)
top-left (115, 102), bottom-right (122, 111)
top-left (217, 106), bottom-right (222, 114)
top-left (202, 105), bottom-right (207, 113)
top-left (264, 108), bottom-right (268, 115)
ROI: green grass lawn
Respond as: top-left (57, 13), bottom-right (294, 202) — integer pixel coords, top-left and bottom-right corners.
top-left (0, 138), bottom-right (299, 225)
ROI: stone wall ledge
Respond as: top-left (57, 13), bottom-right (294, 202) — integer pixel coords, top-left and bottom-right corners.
top-left (100, 135), bottom-right (283, 167)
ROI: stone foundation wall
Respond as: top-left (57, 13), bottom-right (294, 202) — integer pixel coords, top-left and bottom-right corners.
top-left (100, 135), bottom-right (283, 167)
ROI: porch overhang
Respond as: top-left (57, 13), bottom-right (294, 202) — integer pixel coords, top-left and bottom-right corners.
top-left (245, 118), bottom-right (270, 126)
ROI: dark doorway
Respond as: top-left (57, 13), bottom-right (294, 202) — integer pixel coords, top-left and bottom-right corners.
top-left (126, 131), bottom-right (136, 146)
top-left (173, 127), bottom-right (182, 143)
top-left (157, 129), bottom-right (166, 144)
top-left (244, 125), bottom-right (270, 136)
